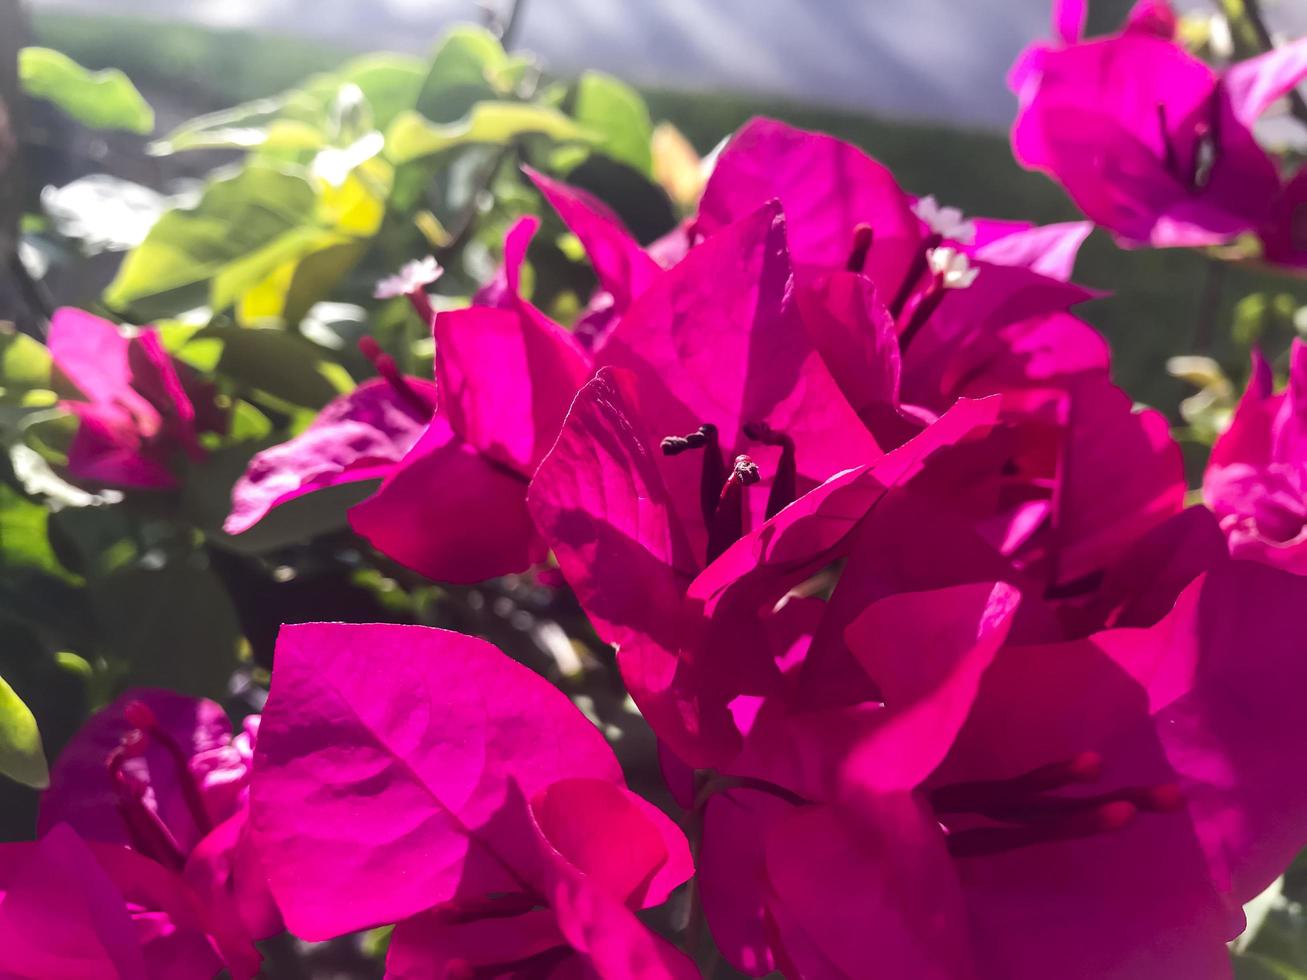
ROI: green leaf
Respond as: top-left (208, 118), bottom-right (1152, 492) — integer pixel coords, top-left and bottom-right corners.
top-left (307, 54), bottom-right (426, 131)
top-left (386, 103), bottom-right (595, 165)
top-left (103, 164), bottom-right (318, 320)
top-left (90, 565), bottom-right (241, 696)
top-left (227, 400), bottom-right (272, 443)
top-left (569, 71), bottom-right (652, 175)
top-left (19, 47), bottom-right (154, 134)
top-left (200, 325), bottom-right (344, 408)
top-left (415, 25), bottom-right (515, 124)
top-left (0, 327), bottom-right (51, 394)
top-left (1234, 953), bottom-right (1307, 980)
top-left (0, 672), bottom-right (47, 788)
top-left (0, 485), bottom-right (71, 579)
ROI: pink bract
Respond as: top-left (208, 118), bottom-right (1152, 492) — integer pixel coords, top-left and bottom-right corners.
top-left (50, 308), bottom-right (223, 490)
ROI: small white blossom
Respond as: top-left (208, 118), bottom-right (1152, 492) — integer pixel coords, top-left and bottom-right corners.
top-left (927, 246), bottom-right (980, 290)
top-left (374, 256), bottom-right (444, 299)
top-left (913, 195), bottom-right (977, 245)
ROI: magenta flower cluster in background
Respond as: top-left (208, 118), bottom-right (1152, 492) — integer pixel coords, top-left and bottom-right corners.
top-left (13, 0), bottom-right (1307, 977)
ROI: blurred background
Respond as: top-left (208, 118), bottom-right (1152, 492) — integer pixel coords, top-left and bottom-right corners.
top-left (8, 0), bottom-right (1307, 416)
top-left (24, 0), bottom-right (1307, 128)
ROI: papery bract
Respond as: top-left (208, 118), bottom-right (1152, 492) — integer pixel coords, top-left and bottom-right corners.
top-left (596, 200), bottom-right (881, 544)
top-left (224, 376), bottom-right (436, 535)
top-left (228, 220), bottom-right (584, 582)
top-left (531, 361), bottom-right (1003, 769)
top-left (38, 689), bottom-right (277, 945)
top-left (1261, 167), bottom-right (1307, 272)
top-left (1010, 2), bottom-right (1307, 247)
top-left (700, 558), bottom-right (1307, 978)
top-left (686, 116), bottom-right (1178, 585)
top-left (0, 824), bottom-right (256, 980)
top-left (251, 622), bottom-right (694, 979)
top-left (1204, 341), bottom-right (1307, 572)
top-left (528, 166), bottom-right (661, 315)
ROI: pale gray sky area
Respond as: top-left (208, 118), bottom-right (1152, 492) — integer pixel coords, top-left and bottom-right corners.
top-left (26, 0), bottom-right (1307, 128)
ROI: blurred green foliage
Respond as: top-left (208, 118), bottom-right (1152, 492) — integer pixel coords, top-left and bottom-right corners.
top-left (19, 46), bottom-right (154, 133)
top-left (31, 12), bottom-right (1307, 416)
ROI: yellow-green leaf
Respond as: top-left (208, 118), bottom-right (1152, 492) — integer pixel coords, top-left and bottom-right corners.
top-left (385, 103), bottom-right (595, 165)
top-left (570, 71), bottom-right (652, 175)
top-left (19, 47), bottom-right (154, 134)
top-left (0, 327), bottom-right (51, 393)
top-left (416, 25), bottom-right (514, 124)
top-left (104, 164), bottom-right (317, 320)
top-left (0, 673), bottom-right (48, 789)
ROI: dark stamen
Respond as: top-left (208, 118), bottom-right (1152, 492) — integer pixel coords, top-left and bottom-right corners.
top-left (1156, 103), bottom-right (1183, 182)
top-left (930, 752), bottom-right (1103, 814)
top-left (846, 223), bottom-right (875, 273)
top-left (443, 892), bottom-right (544, 924)
top-left (888, 232), bottom-right (943, 320)
top-left (744, 421), bottom-right (797, 519)
top-left (661, 423), bottom-right (725, 528)
top-left (896, 278), bottom-right (948, 353)
top-left (946, 800), bottom-right (1137, 858)
top-left (932, 751), bottom-right (1185, 859)
top-left (706, 455), bottom-right (760, 563)
top-left (1191, 83), bottom-right (1223, 192)
top-left (357, 338), bottom-right (434, 418)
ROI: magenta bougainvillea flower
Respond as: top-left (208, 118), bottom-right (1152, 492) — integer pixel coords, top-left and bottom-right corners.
top-left (684, 116), bottom-right (1186, 590)
top-left (678, 116), bottom-right (1182, 587)
top-left (0, 824), bottom-right (259, 979)
top-left (1204, 341), bottom-right (1307, 572)
top-left (49, 308), bottom-right (224, 490)
top-left (38, 689), bottom-right (277, 946)
top-left (233, 190), bottom-right (890, 583)
top-left (250, 622), bottom-right (695, 978)
top-left (1010, 0), bottom-right (1307, 247)
top-left (348, 217), bottom-right (591, 582)
top-left (528, 363), bottom-right (1001, 768)
top-left (687, 554), bottom-right (1307, 978)
top-left (227, 231), bottom-right (585, 582)
top-left (0, 690), bottom-right (276, 978)
top-left (828, 561), bottom-right (1307, 979)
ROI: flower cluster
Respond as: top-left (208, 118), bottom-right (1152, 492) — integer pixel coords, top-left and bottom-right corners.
top-left (51, 309), bottom-right (225, 490)
top-left (12, 1), bottom-right (1307, 977)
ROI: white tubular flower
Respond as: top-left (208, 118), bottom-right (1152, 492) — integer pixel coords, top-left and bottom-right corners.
top-left (374, 256), bottom-right (444, 299)
top-left (913, 195), bottom-right (977, 245)
top-left (927, 246), bottom-right (980, 289)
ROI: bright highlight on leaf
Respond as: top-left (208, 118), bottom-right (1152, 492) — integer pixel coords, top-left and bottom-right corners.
top-left (19, 47), bottom-right (154, 134)
top-left (0, 673), bottom-right (47, 789)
